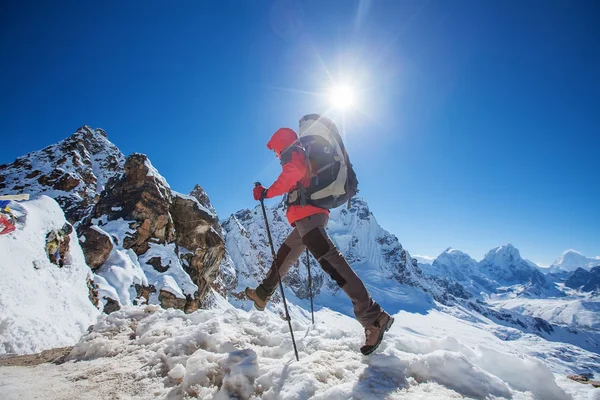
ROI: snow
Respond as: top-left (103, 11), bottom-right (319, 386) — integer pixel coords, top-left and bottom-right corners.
top-left (143, 157), bottom-right (171, 189)
top-left (0, 196), bottom-right (99, 355)
top-left (549, 250), bottom-right (600, 273)
top-left (490, 296), bottom-right (600, 330)
top-left (96, 247), bottom-right (148, 306)
top-left (2, 295), bottom-right (597, 399)
top-left (413, 255), bottom-right (435, 265)
top-left (138, 242), bottom-right (199, 299)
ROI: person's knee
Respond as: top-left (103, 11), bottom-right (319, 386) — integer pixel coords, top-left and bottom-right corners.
top-left (301, 227), bottom-right (331, 259)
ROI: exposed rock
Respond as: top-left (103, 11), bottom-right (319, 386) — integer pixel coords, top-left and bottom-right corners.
top-left (135, 284), bottom-right (157, 305)
top-left (79, 226), bottom-right (113, 270)
top-left (103, 297), bottom-right (121, 314)
top-left (87, 279), bottom-right (100, 308)
top-left (170, 192), bottom-right (225, 298)
top-left (146, 257), bottom-right (170, 273)
top-left (79, 153), bottom-right (225, 312)
top-left (93, 153), bottom-right (174, 255)
top-left (158, 290), bottom-right (187, 310)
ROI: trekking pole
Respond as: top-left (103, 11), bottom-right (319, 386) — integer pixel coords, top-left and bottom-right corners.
top-left (254, 182), bottom-right (299, 361)
top-left (306, 249), bottom-right (315, 324)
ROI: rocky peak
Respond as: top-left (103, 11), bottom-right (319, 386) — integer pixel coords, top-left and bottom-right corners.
top-left (479, 244), bottom-right (556, 296)
top-left (190, 184), bottom-right (217, 216)
top-left (0, 126), bottom-right (125, 222)
top-left (483, 244), bottom-right (522, 265)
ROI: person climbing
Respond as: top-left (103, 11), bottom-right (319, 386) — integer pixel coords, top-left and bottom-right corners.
top-left (245, 114), bottom-right (394, 355)
top-left (45, 223), bottom-right (72, 267)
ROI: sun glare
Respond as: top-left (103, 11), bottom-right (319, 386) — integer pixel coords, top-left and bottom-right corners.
top-left (329, 84), bottom-right (356, 110)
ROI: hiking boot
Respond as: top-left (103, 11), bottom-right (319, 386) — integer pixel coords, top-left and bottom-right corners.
top-left (245, 287), bottom-right (270, 311)
top-left (360, 312), bottom-right (394, 355)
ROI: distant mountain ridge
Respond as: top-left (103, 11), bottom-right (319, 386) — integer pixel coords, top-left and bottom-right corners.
top-left (418, 244), bottom-right (560, 299)
top-left (548, 250), bottom-right (600, 273)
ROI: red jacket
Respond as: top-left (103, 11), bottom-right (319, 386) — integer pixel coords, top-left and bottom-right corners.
top-left (265, 127), bottom-right (329, 225)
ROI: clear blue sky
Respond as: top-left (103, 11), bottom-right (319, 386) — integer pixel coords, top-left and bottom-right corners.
top-left (1, 1), bottom-right (598, 266)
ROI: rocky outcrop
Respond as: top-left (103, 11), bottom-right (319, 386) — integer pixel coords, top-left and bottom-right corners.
top-left (79, 153), bottom-right (225, 312)
top-left (0, 126), bottom-right (125, 223)
top-left (91, 153), bottom-right (174, 255)
top-left (171, 192), bottom-right (225, 298)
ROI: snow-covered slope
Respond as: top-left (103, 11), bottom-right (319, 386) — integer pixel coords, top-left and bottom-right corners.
top-left (0, 196), bottom-right (99, 355)
top-left (222, 198), bottom-right (469, 318)
top-left (549, 250), bottom-right (600, 273)
top-left (2, 298), bottom-right (598, 399)
top-left (0, 126), bottom-right (125, 223)
top-left (490, 295), bottom-right (600, 331)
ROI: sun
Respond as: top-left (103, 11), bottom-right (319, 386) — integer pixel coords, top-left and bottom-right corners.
top-left (329, 84), bottom-right (356, 110)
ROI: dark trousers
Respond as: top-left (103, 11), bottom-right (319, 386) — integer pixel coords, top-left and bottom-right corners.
top-left (257, 213), bottom-right (382, 328)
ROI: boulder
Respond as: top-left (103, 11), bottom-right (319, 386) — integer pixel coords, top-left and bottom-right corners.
top-left (79, 226), bottom-right (113, 271)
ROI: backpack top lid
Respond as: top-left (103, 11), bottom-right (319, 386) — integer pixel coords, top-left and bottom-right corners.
top-left (298, 114), bottom-right (339, 142)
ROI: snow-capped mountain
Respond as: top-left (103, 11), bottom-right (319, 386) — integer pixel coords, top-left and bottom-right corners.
top-left (0, 126), bottom-right (125, 222)
top-left (420, 247), bottom-right (497, 296)
top-left (549, 250), bottom-right (600, 273)
top-left (221, 198), bottom-right (471, 318)
top-left (479, 244), bottom-right (560, 298)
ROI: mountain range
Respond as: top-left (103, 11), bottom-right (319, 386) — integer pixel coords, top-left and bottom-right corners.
top-left (1, 126), bottom-right (599, 355)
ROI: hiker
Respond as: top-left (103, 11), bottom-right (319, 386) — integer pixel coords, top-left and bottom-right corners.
top-left (45, 223), bottom-right (73, 267)
top-left (245, 116), bottom-right (394, 355)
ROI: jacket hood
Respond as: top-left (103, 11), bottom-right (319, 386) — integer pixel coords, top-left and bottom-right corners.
top-left (267, 128), bottom-right (298, 154)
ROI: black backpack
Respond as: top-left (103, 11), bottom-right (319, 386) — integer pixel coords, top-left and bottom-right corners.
top-left (293, 114), bottom-right (358, 209)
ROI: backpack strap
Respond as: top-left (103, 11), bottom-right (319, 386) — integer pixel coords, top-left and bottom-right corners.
top-left (279, 141), bottom-right (302, 165)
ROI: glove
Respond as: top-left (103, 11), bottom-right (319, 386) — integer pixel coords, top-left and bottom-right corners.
top-left (253, 185), bottom-right (268, 201)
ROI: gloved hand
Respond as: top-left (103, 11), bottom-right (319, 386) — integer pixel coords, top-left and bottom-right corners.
top-left (253, 185), bottom-right (268, 201)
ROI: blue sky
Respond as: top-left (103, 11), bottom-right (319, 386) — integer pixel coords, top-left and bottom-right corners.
top-left (1, 0), bottom-right (598, 266)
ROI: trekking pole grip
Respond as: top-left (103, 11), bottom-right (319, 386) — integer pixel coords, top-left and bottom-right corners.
top-left (254, 182), bottom-right (265, 205)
